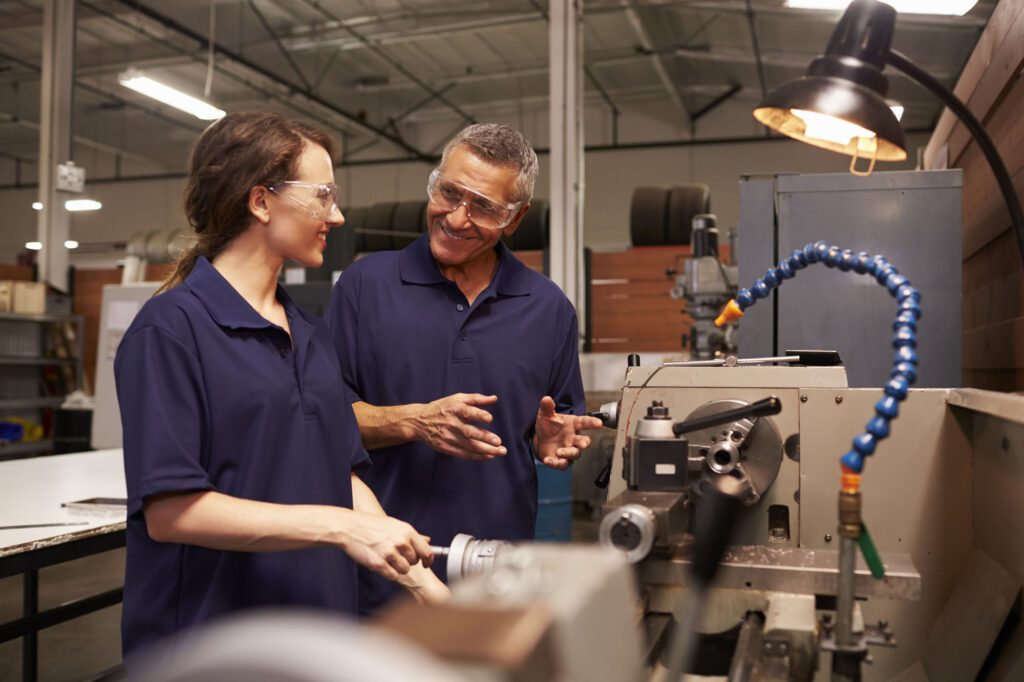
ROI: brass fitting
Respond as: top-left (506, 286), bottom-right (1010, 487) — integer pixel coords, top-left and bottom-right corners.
top-left (838, 490), bottom-right (861, 539)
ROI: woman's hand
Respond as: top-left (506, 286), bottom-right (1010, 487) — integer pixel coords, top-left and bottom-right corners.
top-left (335, 510), bottom-right (434, 581)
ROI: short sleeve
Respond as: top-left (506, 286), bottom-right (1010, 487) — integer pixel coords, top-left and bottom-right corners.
top-left (547, 309), bottom-right (587, 416)
top-left (325, 269), bottom-right (363, 403)
top-left (115, 326), bottom-right (215, 518)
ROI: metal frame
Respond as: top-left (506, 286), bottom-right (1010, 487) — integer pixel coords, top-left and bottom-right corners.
top-left (0, 528), bottom-right (126, 682)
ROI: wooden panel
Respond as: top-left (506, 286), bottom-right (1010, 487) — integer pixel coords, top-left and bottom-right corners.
top-left (961, 269), bottom-right (1024, 329)
top-left (73, 268), bottom-right (122, 394)
top-left (587, 246), bottom-right (730, 353)
top-left (963, 229), bottom-right (1022, 294)
top-left (0, 264), bottom-right (34, 281)
top-left (591, 338), bottom-right (683, 353)
top-left (513, 250), bottom-right (544, 274)
top-left (591, 247), bottom-right (690, 280)
top-left (962, 369), bottom-right (1024, 391)
top-left (926, 0), bottom-right (1024, 391)
top-left (956, 77), bottom-right (1024, 259)
top-left (947, 6), bottom-right (1024, 166)
top-left (145, 263), bottom-right (176, 281)
top-left (962, 316), bottom-right (1024, 370)
top-left (924, 0), bottom-right (1024, 168)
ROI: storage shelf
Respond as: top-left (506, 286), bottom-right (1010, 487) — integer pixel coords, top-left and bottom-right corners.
top-left (0, 440), bottom-right (53, 459)
top-left (0, 356), bottom-right (76, 366)
top-left (0, 397), bottom-right (64, 410)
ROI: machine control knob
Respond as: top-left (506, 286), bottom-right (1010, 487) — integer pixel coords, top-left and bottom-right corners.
top-left (599, 504), bottom-right (657, 563)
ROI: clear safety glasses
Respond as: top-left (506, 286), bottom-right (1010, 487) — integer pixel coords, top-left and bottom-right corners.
top-left (426, 169), bottom-right (521, 230)
top-left (268, 181), bottom-right (342, 221)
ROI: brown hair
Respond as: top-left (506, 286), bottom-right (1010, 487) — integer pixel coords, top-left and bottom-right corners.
top-left (158, 111), bottom-right (337, 293)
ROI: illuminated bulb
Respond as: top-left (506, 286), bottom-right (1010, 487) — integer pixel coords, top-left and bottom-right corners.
top-left (25, 241), bottom-right (43, 251)
top-left (792, 109), bottom-right (876, 145)
top-left (65, 240), bottom-right (80, 249)
top-left (65, 199), bottom-right (102, 212)
top-left (32, 201), bottom-right (43, 210)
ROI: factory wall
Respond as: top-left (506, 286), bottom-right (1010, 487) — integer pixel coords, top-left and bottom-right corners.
top-left (0, 127), bottom-right (928, 265)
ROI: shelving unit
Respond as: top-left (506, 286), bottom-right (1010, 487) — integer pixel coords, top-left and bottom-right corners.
top-left (0, 312), bottom-right (84, 461)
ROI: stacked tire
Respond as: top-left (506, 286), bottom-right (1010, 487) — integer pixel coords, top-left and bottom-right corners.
top-left (629, 185), bottom-right (710, 247)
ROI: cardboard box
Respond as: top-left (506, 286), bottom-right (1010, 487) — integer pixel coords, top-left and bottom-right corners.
top-left (0, 280), bottom-right (12, 312)
top-left (13, 281), bottom-right (46, 314)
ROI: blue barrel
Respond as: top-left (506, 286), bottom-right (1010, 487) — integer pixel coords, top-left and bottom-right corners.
top-left (534, 462), bottom-right (573, 542)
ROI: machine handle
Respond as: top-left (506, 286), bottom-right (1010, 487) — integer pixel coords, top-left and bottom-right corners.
top-left (691, 476), bottom-right (744, 585)
top-left (671, 396), bottom-right (781, 437)
top-left (594, 455), bottom-right (613, 489)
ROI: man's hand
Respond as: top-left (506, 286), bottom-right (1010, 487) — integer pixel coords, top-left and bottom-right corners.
top-left (412, 393), bottom-right (507, 461)
top-left (533, 396), bottom-right (604, 470)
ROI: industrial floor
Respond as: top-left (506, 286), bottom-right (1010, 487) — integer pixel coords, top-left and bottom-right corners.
top-left (0, 508), bottom-right (601, 682)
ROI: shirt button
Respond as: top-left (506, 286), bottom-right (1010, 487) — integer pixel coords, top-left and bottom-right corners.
top-left (459, 333), bottom-right (467, 341)
top-left (279, 347), bottom-right (289, 358)
top-left (456, 304), bottom-right (465, 312)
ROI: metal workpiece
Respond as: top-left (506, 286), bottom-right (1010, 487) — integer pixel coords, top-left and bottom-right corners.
top-left (598, 503), bottom-right (658, 564)
top-left (639, 545), bottom-right (921, 601)
top-left (444, 534), bottom-right (512, 583)
top-left (600, 490), bottom-right (689, 563)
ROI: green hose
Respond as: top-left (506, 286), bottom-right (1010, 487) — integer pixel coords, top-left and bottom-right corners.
top-left (858, 522), bottom-right (886, 579)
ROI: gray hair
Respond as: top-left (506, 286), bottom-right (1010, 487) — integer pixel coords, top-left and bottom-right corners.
top-left (439, 123), bottom-right (539, 204)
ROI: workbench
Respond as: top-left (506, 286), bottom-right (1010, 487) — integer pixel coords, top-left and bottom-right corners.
top-left (0, 449), bottom-right (127, 682)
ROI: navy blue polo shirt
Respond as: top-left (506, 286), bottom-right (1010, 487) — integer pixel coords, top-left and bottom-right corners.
top-left (115, 256), bottom-right (368, 659)
top-left (327, 234), bottom-right (585, 613)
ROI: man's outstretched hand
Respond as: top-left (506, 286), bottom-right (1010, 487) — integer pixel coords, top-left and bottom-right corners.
top-left (533, 396), bottom-right (603, 470)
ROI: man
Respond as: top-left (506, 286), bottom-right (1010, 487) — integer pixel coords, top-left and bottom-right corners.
top-left (327, 123), bottom-right (601, 613)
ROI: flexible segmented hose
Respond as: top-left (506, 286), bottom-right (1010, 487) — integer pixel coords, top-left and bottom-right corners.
top-left (715, 240), bottom-right (922, 475)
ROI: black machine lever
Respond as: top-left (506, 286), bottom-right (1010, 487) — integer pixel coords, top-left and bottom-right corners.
top-left (671, 396), bottom-right (781, 437)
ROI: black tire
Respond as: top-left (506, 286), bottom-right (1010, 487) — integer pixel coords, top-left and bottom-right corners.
top-left (344, 206), bottom-right (369, 254)
top-left (630, 187), bottom-right (669, 246)
top-left (506, 200), bottom-right (548, 250)
top-left (391, 200), bottom-right (427, 249)
top-left (363, 202), bottom-right (398, 252)
top-left (666, 184), bottom-right (711, 245)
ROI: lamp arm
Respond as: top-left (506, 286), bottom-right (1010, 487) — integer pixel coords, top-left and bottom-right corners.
top-left (887, 48), bottom-right (1024, 264)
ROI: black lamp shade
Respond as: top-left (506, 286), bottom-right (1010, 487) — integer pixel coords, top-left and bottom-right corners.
top-left (753, 0), bottom-right (908, 162)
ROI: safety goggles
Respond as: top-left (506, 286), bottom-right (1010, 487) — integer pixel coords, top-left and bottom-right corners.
top-left (426, 169), bottom-right (522, 230)
top-left (267, 181), bottom-right (341, 221)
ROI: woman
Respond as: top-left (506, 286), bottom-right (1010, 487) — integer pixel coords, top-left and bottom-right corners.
top-left (115, 111), bottom-right (447, 660)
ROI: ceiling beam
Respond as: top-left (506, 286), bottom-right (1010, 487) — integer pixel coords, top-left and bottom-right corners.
top-left (97, 0), bottom-right (435, 162)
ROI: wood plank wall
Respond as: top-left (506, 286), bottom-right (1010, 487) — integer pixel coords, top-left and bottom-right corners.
top-left (0, 265), bottom-right (34, 281)
top-left (590, 245), bottom-right (730, 353)
top-left (73, 264), bottom-right (174, 392)
top-left (924, 0), bottom-right (1024, 391)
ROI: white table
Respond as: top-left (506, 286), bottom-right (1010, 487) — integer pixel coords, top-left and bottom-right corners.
top-left (0, 449), bottom-right (127, 682)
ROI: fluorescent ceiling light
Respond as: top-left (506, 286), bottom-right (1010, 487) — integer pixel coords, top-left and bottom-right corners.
top-left (64, 240), bottom-right (80, 249)
top-left (25, 241), bottom-right (43, 251)
top-left (32, 201), bottom-right (43, 210)
top-left (888, 103), bottom-right (905, 121)
top-left (65, 199), bottom-right (103, 212)
top-left (785, 0), bottom-right (978, 16)
top-left (118, 69), bottom-right (225, 120)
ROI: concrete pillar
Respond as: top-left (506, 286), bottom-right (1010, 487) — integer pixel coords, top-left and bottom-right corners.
top-left (36, 0), bottom-right (76, 292)
top-left (548, 0), bottom-right (585, 332)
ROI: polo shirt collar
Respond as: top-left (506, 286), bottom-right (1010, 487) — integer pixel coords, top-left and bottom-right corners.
top-left (186, 256), bottom-right (294, 330)
top-left (399, 234), bottom-right (533, 297)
